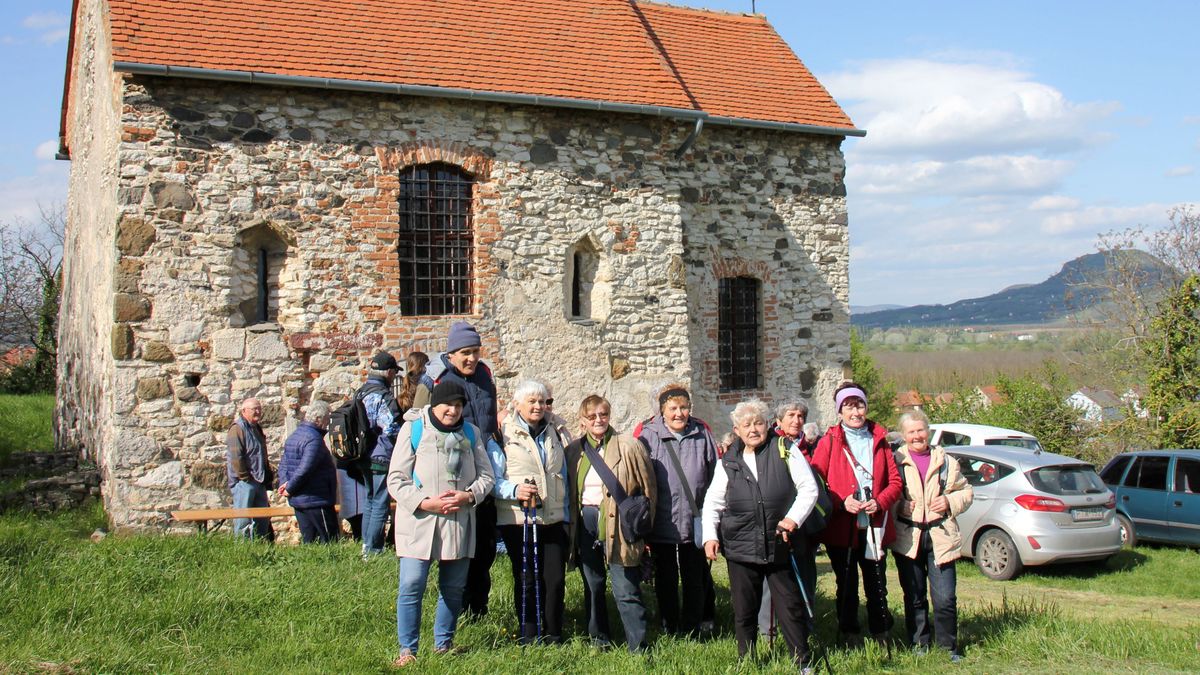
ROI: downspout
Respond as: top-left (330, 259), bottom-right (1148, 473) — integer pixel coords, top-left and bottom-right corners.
top-left (674, 116), bottom-right (705, 159)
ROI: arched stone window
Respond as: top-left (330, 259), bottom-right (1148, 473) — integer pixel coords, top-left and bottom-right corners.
top-left (234, 222), bottom-right (291, 326)
top-left (565, 235), bottom-right (611, 322)
top-left (719, 276), bottom-right (761, 391)
top-left (397, 163), bottom-right (474, 316)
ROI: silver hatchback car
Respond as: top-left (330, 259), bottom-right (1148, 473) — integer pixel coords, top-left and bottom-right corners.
top-left (945, 446), bottom-right (1121, 580)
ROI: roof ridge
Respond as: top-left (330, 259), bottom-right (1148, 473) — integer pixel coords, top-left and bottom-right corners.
top-left (635, 0), bottom-right (760, 19)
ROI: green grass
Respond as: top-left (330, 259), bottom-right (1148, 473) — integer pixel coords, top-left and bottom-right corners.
top-left (1, 507), bottom-right (1197, 673)
top-left (0, 394), bottom-right (55, 461)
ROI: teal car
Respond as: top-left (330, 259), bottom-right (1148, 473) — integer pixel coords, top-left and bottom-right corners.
top-left (1099, 450), bottom-right (1200, 547)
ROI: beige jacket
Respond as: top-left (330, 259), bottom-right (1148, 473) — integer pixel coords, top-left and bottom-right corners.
top-left (387, 407), bottom-right (495, 561)
top-left (890, 445), bottom-right (974, 565)
top-left (566, 431), bottom-right (657, 567)
top-left (496, 414), bottom-right (569, 526)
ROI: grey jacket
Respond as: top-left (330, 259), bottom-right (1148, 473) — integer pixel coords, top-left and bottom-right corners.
top-left (638, 416), bottom-right (718, 545)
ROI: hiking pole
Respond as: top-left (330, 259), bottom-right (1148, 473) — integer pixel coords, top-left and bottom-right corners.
top-left (521, 504), bottom-right (531, 642)
top-left (531, 501), bottom-right (543, 640)
top-left (862, 489), bottom-right (893, 660)
top-left (791, 551), bottom-right (834, 675)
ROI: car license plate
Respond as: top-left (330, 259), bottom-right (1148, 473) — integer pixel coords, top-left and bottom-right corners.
top-left (1072, 508), bottom-right (1104, 522)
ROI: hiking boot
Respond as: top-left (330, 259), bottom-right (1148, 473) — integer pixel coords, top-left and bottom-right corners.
top-left (950, 652), bottom-right (964, 664)
top-left (391, 652), bottom-right (416, 668)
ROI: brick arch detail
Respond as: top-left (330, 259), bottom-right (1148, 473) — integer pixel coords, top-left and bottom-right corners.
top-left (375, 142), bottom-right (494, 179)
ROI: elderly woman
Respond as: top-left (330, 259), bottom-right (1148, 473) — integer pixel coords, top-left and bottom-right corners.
top-left (637, 384), bottom-right (718, 638)
top-left (566, 395), bottom-right (657, 652)
top-left (811, 381), bottom-right (903, 646)
top-left (278, 400), bottom-right (338, 543)
top-left (490, 379), bottom-right (572, 644)
top-left (891, 410), bottom-right (973, 662)
top-left (702, 399), bottom-right (818, 667)
top-left (387, 381), bottom-right (495, 668)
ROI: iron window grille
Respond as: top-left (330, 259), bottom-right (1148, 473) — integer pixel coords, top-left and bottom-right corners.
top-left (719, 276), bottom-right (761, 391)
top-left (397, 163), bottom-right (475, 316)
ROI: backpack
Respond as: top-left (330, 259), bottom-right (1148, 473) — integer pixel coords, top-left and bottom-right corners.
top-left (406, 414), bottom-right (477, 489)
top-left (327, 384), bottom-right (386, 462)
top-left (776, 436), bottom-right (832, 535)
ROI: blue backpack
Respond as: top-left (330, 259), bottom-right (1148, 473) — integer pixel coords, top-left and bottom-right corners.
top-left (406, 416), bottom-right (477, 489)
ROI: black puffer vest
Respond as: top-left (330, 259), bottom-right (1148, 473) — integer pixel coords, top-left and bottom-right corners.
top-left (719, 443), bottom-right (797, 565)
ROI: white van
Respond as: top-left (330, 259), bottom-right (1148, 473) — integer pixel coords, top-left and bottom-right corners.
top-left (928, 423), bottom-right (1043, 452)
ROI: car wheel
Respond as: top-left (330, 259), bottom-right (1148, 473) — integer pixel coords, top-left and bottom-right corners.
top-left (975, 529), bottom-right (1023, 581)
top-left (1116, 513), bottom-right (1137, 548)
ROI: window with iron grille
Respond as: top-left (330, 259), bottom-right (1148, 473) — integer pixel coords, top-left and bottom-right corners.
top-left (719, 276), bottom-right (761, 391)
top-left (397, 163), bottom-right (475, 315)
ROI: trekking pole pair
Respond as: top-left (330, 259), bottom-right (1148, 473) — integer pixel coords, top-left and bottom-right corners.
top-left (520, 480), bottom-right (543, 642)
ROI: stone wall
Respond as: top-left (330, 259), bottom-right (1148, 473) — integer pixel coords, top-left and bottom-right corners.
top-left (0, 451), bottom-right (102, 513)
top-left (62, 52), bottom-right (850, 528)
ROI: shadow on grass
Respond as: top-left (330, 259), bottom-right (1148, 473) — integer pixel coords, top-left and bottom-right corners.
top-left (960, 592), bottom-right (1059, 650)
top-left (1013, 548), bottom-right (1149, 581)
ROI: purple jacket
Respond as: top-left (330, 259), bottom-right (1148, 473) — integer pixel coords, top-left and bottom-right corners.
top-left (637, 415), bottom-right (718, 545)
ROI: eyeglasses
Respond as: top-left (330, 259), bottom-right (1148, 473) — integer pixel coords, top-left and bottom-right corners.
top-left (545, 398), bottom-right (554, 406)
top-left (842, 402), bottom-right (867, 411)
top-left (584, 412), bottom-right (610, 421)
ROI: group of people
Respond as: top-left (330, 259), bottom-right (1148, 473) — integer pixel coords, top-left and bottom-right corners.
top-left (223, 321), bottom-right (974, 670)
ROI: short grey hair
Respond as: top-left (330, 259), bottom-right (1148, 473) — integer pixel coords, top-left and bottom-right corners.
top-left (305, 400), bottom-right (331, 422)
top-left (774, 397), bottom-right (810, 422)
top-left (802, 422), bottom-right (820, 442)
top-left (730, 398), bottom-right (770, 427)
top-left (898, 410), bottom-right (931, 430)
top-left (510, 380), bottom-right (550, 408)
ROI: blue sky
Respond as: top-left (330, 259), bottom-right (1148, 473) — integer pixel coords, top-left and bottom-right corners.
top-left (3, 1), bottom-right (1198, 306)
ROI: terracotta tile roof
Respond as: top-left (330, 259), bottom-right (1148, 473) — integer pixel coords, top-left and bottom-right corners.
top-left (635, 2), bottom-right (855, 129)
top-left (102, 0), bottom-right (856, 132)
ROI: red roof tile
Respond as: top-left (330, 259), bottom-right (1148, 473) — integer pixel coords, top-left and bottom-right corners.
top-left (636, 2), bottom-right (855, 129)
top-left (100, 0), bottom-right (856, 132)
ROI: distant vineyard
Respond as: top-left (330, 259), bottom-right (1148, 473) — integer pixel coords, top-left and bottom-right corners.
top-left (871, 348), bottom-right (1083, 394)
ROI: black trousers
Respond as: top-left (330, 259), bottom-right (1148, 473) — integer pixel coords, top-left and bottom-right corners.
top-left (499, 521), bottom-right (568, 642)
top-left (728, 558), bottom-right (811, 666)
top-left (463, 496), bottom-right (497, 616)
top-left (827, 530), bottom-right (893, 636)
top-left (294, 506), bottom-right (338, 544)
top-left (649, 541), bottom-right (709, 635)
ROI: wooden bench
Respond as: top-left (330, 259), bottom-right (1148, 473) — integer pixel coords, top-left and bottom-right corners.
top-left (172, 506), bottom-right (296, 534)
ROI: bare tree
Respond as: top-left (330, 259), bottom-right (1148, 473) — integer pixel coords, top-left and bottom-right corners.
top-left (0, 203), bottom-right (64, 368)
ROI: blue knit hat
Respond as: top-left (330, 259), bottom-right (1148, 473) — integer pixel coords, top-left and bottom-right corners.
top-left (446, 321), bottom-right (482, 354)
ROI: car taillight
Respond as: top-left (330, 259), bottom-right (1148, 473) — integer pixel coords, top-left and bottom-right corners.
top-left (1104, 494), bottom-right (1116, 509)
top-left (1014, 494), bottom-right (1069, 512)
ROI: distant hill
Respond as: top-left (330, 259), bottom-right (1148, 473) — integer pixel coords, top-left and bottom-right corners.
top-left (850, 304), bottom-right (905, 315)
top-left (851, 250), bottom-right (1174, 329)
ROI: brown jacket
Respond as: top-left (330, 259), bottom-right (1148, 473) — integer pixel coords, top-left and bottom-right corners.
top-left (890, 445), bottom-right (974, 565)
top-left (566, 431), bottom-right (657, 567)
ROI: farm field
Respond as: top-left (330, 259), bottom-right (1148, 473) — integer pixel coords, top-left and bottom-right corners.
top-left (1, 506), bottom-right (1196, 674)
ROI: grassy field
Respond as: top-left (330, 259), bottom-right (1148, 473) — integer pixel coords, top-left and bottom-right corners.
top-left (0, 394), bottom-right (55, 461)
top-left (1, 507), bottom-right (1197, 673)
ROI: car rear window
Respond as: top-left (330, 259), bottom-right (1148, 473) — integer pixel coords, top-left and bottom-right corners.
top-left (984, 438), bottom-right (1042, 451)
top-left (1027, 465), bottom-right (1106, 496)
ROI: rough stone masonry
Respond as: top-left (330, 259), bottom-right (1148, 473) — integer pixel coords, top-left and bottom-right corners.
top-left (59, 13), bottom-right (850, 529)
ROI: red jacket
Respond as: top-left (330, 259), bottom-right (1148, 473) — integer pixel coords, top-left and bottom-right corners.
top-left (810, 421), bottom-right (902, 549)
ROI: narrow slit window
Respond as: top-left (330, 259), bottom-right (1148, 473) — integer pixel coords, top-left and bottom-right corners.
top-left (398, 163), bottom-right (475, 316)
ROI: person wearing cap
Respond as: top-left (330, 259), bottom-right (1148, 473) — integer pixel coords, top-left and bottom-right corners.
top-left (635, 384), bottom-right (718, 639)
top-left (810, 381), bottom-right (903, 647)
top-left (358, 350), bottom-right (404, 558)
top-left (388, 380), bottom-right (495, 667)
top-left (413, 321), bottom-right (501, 617)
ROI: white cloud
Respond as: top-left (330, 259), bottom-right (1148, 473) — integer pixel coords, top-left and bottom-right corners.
top-left (1039, 203), bottom-right (1172, 236)
top-left (824, 58), bottom-right (1118, 160)
top-left (20, 12), bottom-right (68, 45)
top-left (850, 154), bottom-right (1071, 196)
top-left (34, 139), bottom-right (59, 162)
top-left (0, 163), bottom-right (70, 229)
top-left (1165, 166), bottom-right (1195, 177)
top-left (1031, 195), bottom-right (1082, 210)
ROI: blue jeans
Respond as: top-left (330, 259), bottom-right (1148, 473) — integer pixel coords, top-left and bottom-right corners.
top-left (231, 480), bottom-right (271, 540)
top-left (396, 557), bottom-right (470, 655)
top-left (362, 469), bottom-right (391, 554)
top-left (894, 530), bottom-right (959, 652)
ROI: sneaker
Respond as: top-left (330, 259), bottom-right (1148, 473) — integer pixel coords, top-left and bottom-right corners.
top-left (950, 652), bottom-right (964, 664)
top-left (391, 652), bottom-right (416, 668)
top-left (434, 644), bottom-right (463, 655)
top-left (590, 636), bottom-right (614, 650)
top-left (913, 645), bottom-right (929, 656)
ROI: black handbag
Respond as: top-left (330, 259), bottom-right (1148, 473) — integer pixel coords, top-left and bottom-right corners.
top-left (583, 442), bottom-right (653, 543)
